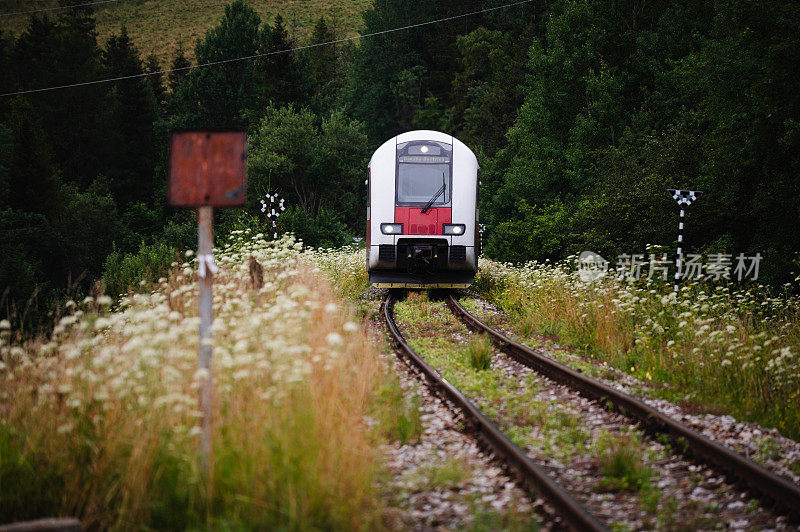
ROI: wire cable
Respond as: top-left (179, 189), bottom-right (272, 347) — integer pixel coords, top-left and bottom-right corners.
top-left (0, 0), bottom-right (118, 18)
top-left (0, 0), bottom-right (534, 98)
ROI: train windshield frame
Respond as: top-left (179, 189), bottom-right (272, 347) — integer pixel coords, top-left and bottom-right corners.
top-left (395, 140), bottom-right (453, 207)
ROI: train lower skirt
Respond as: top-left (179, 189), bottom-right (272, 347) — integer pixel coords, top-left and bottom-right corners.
top-left (369, 270), bottom-right (474, 289)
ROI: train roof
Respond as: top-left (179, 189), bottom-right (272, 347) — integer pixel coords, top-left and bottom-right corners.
top-left (370, 130), bottom-right (477, 166)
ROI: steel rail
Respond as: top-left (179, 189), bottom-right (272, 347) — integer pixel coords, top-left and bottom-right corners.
top-left (447, 295), bottom-right (800, 521)
top-left (382, 293), bottom-right (607, 532)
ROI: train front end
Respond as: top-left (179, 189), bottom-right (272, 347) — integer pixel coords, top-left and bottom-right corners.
top-left (367, 130), bottom-right (478, 289)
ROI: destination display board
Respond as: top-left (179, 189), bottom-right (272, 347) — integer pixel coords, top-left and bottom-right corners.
top-left (398, 155), bottom-right (450, 164)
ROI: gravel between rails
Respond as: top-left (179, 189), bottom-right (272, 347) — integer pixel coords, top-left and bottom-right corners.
top-left (393, 295), bottom-right (792, 530)
top-left (461, 293), bottom-right (800, 489)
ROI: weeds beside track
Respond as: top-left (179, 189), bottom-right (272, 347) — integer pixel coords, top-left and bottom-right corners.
top-left (447, 294), bottom-right (800, 523)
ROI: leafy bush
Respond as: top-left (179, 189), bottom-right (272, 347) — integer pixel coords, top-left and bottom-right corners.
top-left (103, 241), bottom-right (177, 297)
top-left (277, 206), bottom-right (352, 249)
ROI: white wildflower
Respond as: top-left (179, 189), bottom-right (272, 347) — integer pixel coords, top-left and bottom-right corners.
top-left (326, 332), bottom-right (344, 347)
top-left (193, 368), bottom-right (211, 382)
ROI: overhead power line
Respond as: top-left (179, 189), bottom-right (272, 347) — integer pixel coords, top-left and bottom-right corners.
top-left (0, 0), bottom-right (119, 18)
top-left (0, 0), bottom-right (534, 98)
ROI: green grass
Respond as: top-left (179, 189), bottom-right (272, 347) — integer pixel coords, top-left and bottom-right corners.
top-left (595, 431), bottom-right (654, 497)
top-left (373, 378), bottom-right (423, 445)
top-left (394, 296), bottom-right (595, 460)
top-left (473, 259), bottom-right (800, 441)
top-left (1, 0), bottom-right (372, 67)
top-left (466, 333), bottom-right (492, 370)
top-left (417, 456), bottom-right (471, 489)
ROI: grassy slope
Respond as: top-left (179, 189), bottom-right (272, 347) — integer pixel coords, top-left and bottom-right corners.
top-left (1, 0), bottom-right (371, 67)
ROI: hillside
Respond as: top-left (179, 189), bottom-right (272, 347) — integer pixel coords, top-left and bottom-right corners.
top-left (0, 0), bottom-right (372, 66)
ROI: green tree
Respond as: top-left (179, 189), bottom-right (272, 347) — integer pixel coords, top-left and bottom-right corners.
top-left (248, 105), bottom-right (369, 231)
top-left (344, 0), bottom-right (442, 140)
top-left (259, 15), bottom-right (307, 109)
top-left (168, 45), bottom-right (191, 93)
top-left (102, 26), bottom-right (159, 207)
top-left (12, 9), bottom-right (109, 188)
top-left (144, 53), bottom-right (166, 108)
top-left (671, 0), bottom-right (800, 281)
top-left (5, 98), bottom-right (63, 220)
top-left (305, 16), bottom-right (341, 112)
top-left (56, 181), bottom-right (121, 283)
top-left (178, 0), bottom-right (263, 127)
top-left (0, 31), bottom-right (13, 119)
top-left (451, 27), bottom-right (526, 155)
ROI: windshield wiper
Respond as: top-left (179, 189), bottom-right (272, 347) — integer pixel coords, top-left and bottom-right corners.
top-left (421, 183), bottom-right (446, 214)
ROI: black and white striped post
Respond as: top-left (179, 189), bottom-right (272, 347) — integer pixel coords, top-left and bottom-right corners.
top-left (667, 189), bottom-right (702, 293)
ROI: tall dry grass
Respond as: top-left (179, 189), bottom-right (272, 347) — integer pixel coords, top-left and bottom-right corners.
top-left (0, 233), bottom-right (390, 529)
top-left (475, 257), bottom-right (800, 439)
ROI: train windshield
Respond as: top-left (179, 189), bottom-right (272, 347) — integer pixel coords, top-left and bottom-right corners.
top-left (396, 141), bottom-right (452, 206)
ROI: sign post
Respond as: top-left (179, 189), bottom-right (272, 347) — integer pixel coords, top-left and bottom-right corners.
top-left (260, 193), bottom-right (285, 239)
top-left (667, 189), bottom-right (702, 293)
top-left (168, 131), bottom-right (247, 474)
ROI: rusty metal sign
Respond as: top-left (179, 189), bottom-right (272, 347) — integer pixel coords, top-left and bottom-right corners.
top-left (168, 131), bottom-right (247, 207)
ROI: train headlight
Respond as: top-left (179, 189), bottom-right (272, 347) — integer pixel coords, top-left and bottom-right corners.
top-left (380, 223), bottom-right (403, 235)
top-left (443, 224), bottom-right (466, 235)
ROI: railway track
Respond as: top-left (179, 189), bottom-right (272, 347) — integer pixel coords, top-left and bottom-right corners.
top-left (382, 292), bottom-right (607, 531)
top-left (445, 293), bottom-right (800, 523)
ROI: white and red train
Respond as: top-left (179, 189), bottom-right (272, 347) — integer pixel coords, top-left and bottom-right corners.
top-left (367, 130), bottom-right (479, 288)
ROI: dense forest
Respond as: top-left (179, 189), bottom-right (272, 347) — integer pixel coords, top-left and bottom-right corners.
top-left (1, 0), bottom-right (799, 331)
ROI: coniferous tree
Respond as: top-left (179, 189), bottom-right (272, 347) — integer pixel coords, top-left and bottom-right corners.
top-left (6, 98), bottom-right (63, 220)
top-left (450, 27), bottom-right (525, 155)
top-left (144, 53), bottom-right (166, 109)
top-left (344, 0), bottom-right (482, 141)
top-left (0, 31), bottom-right (13, 119)
top-left (0, 125), bottom-right (10, 207)
top-left (180, 0), bottom-right (263, 127)
top-left (306, 16), bottom-right (339, 108)
top-left (13, 8), bottom-right (108, 188)
top-left (103, 27), bottom-right (159, 206)
top-left (168, 46), bottom-right (191, 93)
top-left (259, 15), bottom-right (307, 108)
